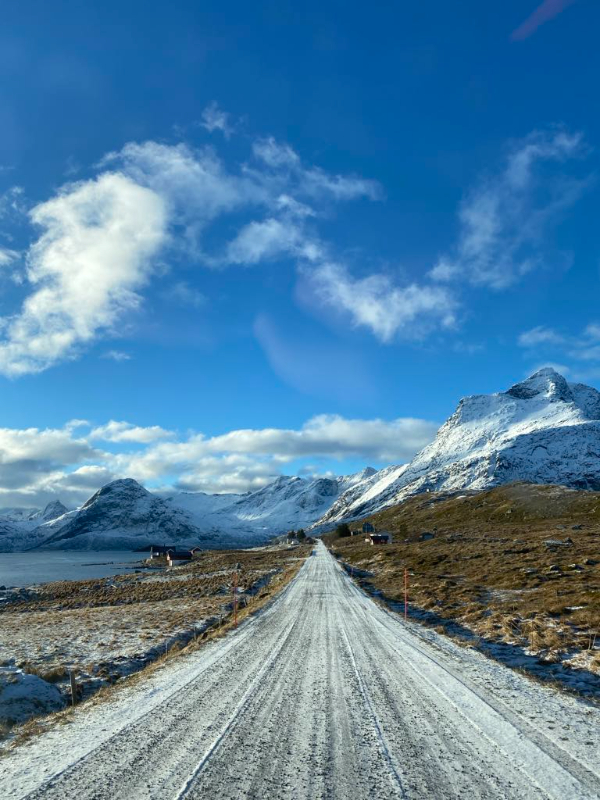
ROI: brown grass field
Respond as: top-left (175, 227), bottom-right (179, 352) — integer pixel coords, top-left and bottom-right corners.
top-left (324, 483), bottom-right (600, 683)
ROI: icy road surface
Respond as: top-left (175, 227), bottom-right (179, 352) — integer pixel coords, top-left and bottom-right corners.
top-left (2, 542), bottom-right (599, 799)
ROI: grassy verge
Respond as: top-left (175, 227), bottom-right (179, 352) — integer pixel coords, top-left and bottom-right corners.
top-left (324, 482), bottom-right (600, 695)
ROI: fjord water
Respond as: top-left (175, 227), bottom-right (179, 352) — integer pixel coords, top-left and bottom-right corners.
top-left (0, 551), bottom-right (143, 587)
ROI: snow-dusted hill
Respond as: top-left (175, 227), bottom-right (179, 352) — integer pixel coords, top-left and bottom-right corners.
top-left (28, 479), bottom-right (221, 551)
top-left (317, 368), bottom-right (600, 525)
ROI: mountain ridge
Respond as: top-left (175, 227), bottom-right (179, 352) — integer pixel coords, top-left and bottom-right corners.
top-left (316, 368), bottom-right (600, 526)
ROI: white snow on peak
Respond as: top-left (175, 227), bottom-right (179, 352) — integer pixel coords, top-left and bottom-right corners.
top-left (317, 369), bottom-right (600, 525)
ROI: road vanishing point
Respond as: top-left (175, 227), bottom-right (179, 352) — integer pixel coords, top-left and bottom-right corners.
top-left (2, 541), bottom-right (600, 799)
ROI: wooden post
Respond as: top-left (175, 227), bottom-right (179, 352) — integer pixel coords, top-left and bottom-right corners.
top-left (404, 567), bottom-right (408, 622)
top-left (70, 671), bottom-right (77, 706)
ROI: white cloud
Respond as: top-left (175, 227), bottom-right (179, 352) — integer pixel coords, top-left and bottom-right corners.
top-left (89, 420), bottom-right (173, 444)
top-left (0, 409), bottom-right (440, 506)
top-left (226, 218), bottom-right (303, 265)
top-left (0, 127), bottom-right (388, 374)
top-left (203, 414), bottom-right (439, 462)
top-left (252, 137), bottom-right (300, 169)
top-left (112, 141), bottom-right (256, 225)
top-left (164, 281), bottom-right (206, 308)
top-left (307, 261), bottom-right (456, 342)
top-left (199, 102), bottom-right (234, 138)
top-left (0, 248), bottom-right (19, 267)
top-left (111, 412), bottom-right (438, 493)
top-left (0, 186), bottom-right (26, 219)
top-left (516, 321), bottom-right (600, 377)
top-left (0, 172), bottom-right (167, 376)
top-left (431, 129), bottom-right (587, 289)
top-left (251, 136), bottom-right (382, 202)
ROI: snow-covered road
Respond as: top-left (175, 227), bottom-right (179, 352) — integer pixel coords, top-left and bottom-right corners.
top-left (2, 542), bottom-right (599, 799)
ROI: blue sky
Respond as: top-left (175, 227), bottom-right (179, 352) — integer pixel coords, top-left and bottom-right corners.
top-left (0, 0), bottom-right (599, 506)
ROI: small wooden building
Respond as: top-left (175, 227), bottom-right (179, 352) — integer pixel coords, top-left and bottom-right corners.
top-left (369, 532), bottom-right (392, 545)
top-left (166, 550), bottom-right (194, 567)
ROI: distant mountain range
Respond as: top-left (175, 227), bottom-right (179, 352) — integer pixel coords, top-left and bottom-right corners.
top-left (0, 469), bottom-right (376, 551)
top-left (2, 368), bottom-right (600, 551)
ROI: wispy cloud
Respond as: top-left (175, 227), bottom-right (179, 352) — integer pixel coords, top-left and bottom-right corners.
top-left (199, 102), bottom-right (234, 138)
top-left (0, 127), bottom-right (382, 376)
top-left (102, 350), bottom-right (132, 362)
top-left (430, 128), bottom-right (587, 289)
top-left (0, 248), bottom-right (19, 267)
top-left (0, 116), bottom-right (590, 376)
top-left (164, 281), bottom-right (206, 308)
top-left (518, 326), bottom-right (565, 348)
top-left (517, 322), bottom-right (600, 377)
top-left (306, 262), bottom-right (456, 342)
top-left (511, 0), bottom-right (578, 42)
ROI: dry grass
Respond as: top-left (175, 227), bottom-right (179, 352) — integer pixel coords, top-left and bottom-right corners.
top-left (324, 482), bottom-right (600, 675)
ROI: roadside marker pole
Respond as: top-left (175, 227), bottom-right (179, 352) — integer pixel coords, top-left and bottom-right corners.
top-left (233, 570), bottom-right (238, 628)
top-left (404, 568), bottom-right (408, 622)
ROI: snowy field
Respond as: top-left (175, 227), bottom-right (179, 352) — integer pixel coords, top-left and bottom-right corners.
top-left (0, 547), bottom-right (305, 737)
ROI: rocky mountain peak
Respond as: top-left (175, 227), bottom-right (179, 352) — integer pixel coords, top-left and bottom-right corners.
top-left (39, 500), bottom-right (69, 522)
top-left (505, 368), bottom-right (573, 402)
top-left (81, 478), bottom-right (148, 509)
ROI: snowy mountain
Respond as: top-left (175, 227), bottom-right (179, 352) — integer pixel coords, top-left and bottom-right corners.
top-left (0, 501), bottom-right (73, 551)
top-left (5, 367), bottom-right (597, 549)
top-left (0, 470), bottom-right (376, 551)
top-left (27, 479), bottom-right (220, 551)
top-left (317, 368), bottom-right (600, 525)
top-left (165, 470), bottom-right (378, 541)
top-left (0, 501), bottom-right (69, 526)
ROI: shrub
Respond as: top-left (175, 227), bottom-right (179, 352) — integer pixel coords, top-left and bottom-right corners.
top-left (335, 523), bottom-right (351, 538)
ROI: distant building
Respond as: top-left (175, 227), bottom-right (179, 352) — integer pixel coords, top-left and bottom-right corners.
top-left (149, 545), bottom-right (176, 557)
top-left (166, 550), bottom-right (194, 567)
top-left (368, 533), bottom-right (392, 545)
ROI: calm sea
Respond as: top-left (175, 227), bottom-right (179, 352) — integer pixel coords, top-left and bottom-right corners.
top-left (0, 551), bottom-right (145, 588)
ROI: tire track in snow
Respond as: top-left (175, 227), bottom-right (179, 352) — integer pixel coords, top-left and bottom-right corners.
top-left (362, 595), bottom-right (600, 798)
top-left (174, 617), bottom-right (300, 799)
top-left (338, 624), bottom-right (408, 798)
